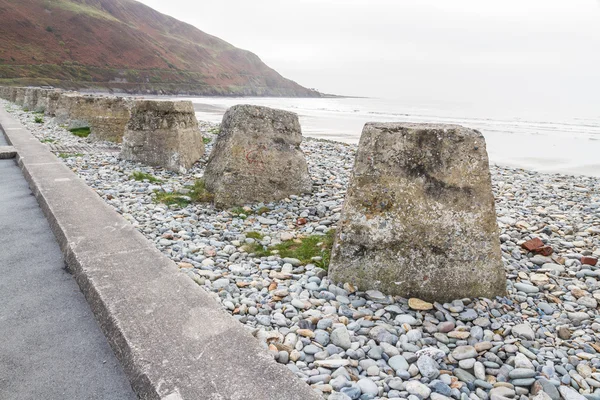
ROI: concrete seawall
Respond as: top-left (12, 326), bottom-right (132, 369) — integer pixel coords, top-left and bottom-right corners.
top-left (0, 102), bottom-right (321, 399)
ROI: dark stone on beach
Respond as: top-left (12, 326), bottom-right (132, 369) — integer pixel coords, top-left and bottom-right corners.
top-left (522, 238), bottom-right (544, 252)
top-left (533, 246), bottom-right (554, 256)
top-left (582, 257), bottom-right (598, 266)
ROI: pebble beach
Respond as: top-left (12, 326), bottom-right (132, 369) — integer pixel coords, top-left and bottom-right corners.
top-left (4, 99), bottom-right (600, 400)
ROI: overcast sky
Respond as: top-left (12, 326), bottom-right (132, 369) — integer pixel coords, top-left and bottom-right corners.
top-left (137, 0), bottom-right (600, 115)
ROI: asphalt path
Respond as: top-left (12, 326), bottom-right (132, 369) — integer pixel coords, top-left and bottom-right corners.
top-left (0, 156), bottom-right (136, 400)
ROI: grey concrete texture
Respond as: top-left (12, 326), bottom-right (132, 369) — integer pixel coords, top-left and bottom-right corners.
top-left (53, 92), bottom-right (133, 142)
top-left (13, 87), bottom-right (26, 106)
top-left (205, 104), bottom-right (312, 208)
top-left (22, 87), bottom-right (39, 110)
top-left (0, 107), bottom-right (322, 400)
top-left (0, 145), bottom-right (16, 158)
top-left (120, 99), bottom-right (205, 172)
top-left (45, 89), bottom-right (63, 116)
top-left (329, 122), bottom-right (505, 302)
top-left (0, 158), bottom-right (136, 400)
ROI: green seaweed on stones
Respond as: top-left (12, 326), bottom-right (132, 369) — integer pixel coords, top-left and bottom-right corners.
top-left (58, 153), bottom-right (84, 158)
top-left (246, 230), bottom-right (336, 270)
top-left (245, 231), bottom-right (264, 240)
top-left (69, 127), bottom-right (91, 138)
top-left (130, 171), bottom-right (162, 183)
top-left (188, 179), bottom-right (214, 203)
top-left (255, 206), bottom-right (271, 215)
top-left (153, 191), bottom-right (190, 207)
top-left (207, 126), bottom-right (220, 135)
top-left (153, 179), bottom-right (213, 208)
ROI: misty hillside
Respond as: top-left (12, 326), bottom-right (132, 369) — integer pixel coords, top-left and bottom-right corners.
top-left (0, 0), bottom-right (320, 96)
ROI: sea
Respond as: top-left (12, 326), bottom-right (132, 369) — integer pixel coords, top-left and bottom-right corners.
top-left (173, 96), bottom-right (600, 178)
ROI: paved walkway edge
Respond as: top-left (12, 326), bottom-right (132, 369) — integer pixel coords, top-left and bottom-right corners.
top-left (0, 145), bottom-right (16, 158)
top-left (0, 108), bottom-right (322, 400)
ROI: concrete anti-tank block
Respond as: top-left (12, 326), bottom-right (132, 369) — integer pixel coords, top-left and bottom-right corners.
top-left (204, 104), bottom-right (312, 208)
top-left (31, 88), bottom-right (61, 113)
top-left (14, 87), bottom-right (26, 106)
top-left (53, 93), bottom-right (94, 126)
top-left (0, 86), bottom-right (9, 100)
top-left (328, 122), bottom-right (505, 302)
top-left (7, 87), bottom-right (18, 103)
top-left (120, 100), bottom-right (205, 172)
top-left (53, 93), bottom-right (132, 142)
top-left (23, 88), bottom-right (40, 110)
top-left (45, 90), bottom-right (63, 116)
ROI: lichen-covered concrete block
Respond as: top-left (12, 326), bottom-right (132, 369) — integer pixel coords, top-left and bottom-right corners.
top-left (328, 122), bottom-right (505, 302)
top-left (120, 100), bottom-right (204, 172)
top-left (23, 88), bottom-right (39, 111)
top-left (204, 104), bottom-right (312, 208)
top-left (14, 87), bottom-right (26, 106)
top-left (0, 86), bottom-right (9, 100)
top-left (88, 99), bottom-right (132, 143)
top-left (7, 87), bottom-right (17, 103)
top-left (34, 88), bottom-right (60, 113)
top-left (53, 93), bottom-right (132, 142)
top-left (45, 89), bottom-right (63, 116)
top-left (53, 93), bottom-right (84, 124)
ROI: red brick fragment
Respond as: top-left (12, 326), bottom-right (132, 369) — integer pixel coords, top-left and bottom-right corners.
top-left (582, 257), bottom-right (598, 266)
top-left (296, 218), bottom-right (308, 226)
top-left (532, 246), bottom-right (553, 256)
top-left (522, 238), bottom-right (544, 252)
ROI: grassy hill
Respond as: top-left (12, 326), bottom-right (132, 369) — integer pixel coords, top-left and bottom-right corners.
top-left (0, 0), bottom-right (320, 96)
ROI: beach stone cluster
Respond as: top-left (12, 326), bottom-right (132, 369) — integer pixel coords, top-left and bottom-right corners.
top-left (4, 98), bottom-right (600, 400)
top-left (204, 104), bottom-right (312, 208)
top-left (120, 99), bottom-right (205, 173)
top-left (329, 122), bottom-right (505, 302)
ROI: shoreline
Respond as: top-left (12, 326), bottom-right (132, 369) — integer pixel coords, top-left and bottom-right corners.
top-left (196, 106), bottom-right (600, 179)
top-left (179, 97), bottom-right (600, 179)
top-left (4, 99), bottom-right (600, 400)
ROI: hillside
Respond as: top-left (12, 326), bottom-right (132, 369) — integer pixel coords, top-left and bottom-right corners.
top-left (0, 0), bottom-right (320, 96)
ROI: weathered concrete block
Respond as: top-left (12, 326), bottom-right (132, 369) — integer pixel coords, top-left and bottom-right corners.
top-left (23, 88), bottom-right (39, 110)
top-left (14, 87), bottom-right (26, 106)
top-left (32, 88), bottom-right (57, 113)
top-left (89, 100), bottom-right (132, 143)
top-left (45, 89), bottom-right (63, 116)
top-left (0, 86), bottom-right (9, 100)
top-left (120, 100), bottom-right (204, 172)
top-left (328, 122), bottom-right (505, 302)
top-left (7, 87), bottom-right (17, 103)
top-left (0, 87), bottom-right (9, 101)
top-left (53, 93), bottom-right (132, 142)
top-left (53, 93), bottom-right (91, 125)
top-left (204, 104), bottom-right (312, 208)
top-left (10, 87), bottom-right (19, 103)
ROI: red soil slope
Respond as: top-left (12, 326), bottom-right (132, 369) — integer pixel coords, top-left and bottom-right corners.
top-left (0, 0), bottom-right (320, 96)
